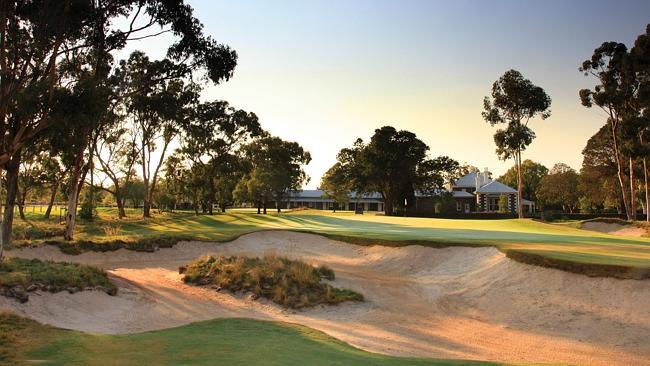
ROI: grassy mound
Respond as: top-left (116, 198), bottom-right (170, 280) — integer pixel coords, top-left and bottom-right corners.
top-left (0, 258), bottom-right (116, 302)
top-left (181, 255), bottom-right (363, 308)
top-left (0, 313), bottom-right (496, 366)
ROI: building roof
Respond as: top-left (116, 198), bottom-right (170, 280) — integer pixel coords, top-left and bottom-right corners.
top-left (287, 190), bottom-right (383, 201)
top-left (454, 172), bottom-right (480, 187)
top-left (475, 180), bottom-right (517, 194)
top-left (451, 190), bottom-right (475, 198)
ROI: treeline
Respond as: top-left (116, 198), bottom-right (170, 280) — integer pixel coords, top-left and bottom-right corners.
top-left (0, 1), bottom-right (310, 259)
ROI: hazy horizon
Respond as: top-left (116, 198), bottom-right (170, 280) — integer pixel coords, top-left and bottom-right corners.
top-left (116, 0), bottom-right (650, 188)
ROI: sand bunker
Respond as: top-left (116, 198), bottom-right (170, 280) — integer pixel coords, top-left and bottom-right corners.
top-left (582, 221), bottom-right (648, 237)
top-left (2, 231), bottom-right (650, 365)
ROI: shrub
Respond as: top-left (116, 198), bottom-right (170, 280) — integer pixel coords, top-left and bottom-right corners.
top-left (182, 255), bottom-right (362, 309)
top-left (0, 258), bottom-right (117, 302)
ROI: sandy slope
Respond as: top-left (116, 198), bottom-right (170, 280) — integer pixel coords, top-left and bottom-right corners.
top-left (582, 221), bottom-right (648, 237)
top-left (3, 231), bottom-right (650, 365)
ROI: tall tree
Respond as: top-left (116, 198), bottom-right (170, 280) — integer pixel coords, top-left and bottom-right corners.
top-left (483, 69), bottom-right (551, 218)
top-left (240, 136), bottom-right (311, 213)
top-left (580, 124), bottom-right (623, 212)
top-left (631, 24), bottom-right (650, 221)
top-left (94, 118), bottom-right (139, 218)
top-left (326, 127), bottom-right (458, 216)
top-left (124, 56), bottom-right (200, 218)
top-left (579, 41), bottom-right (637, 220)
top-left (319, 162), bottom-right (351, 212)
top-left (179, 100), bottom-right (262, 214)
top-left (497, 159), bottom-right (548, 202)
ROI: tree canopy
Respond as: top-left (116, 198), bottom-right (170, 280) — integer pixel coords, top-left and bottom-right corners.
top-left (497, 160), bottom-right (548, 202)
top-left (324, 126), bottom-right (459, 216)
top-left (483, 69), bottom-right (551, 218)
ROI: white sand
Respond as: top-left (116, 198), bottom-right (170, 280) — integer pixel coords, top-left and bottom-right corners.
top-left (2, 231), bottom-right (650, 365)
top-left (582, 221), bottom-right (648, 237)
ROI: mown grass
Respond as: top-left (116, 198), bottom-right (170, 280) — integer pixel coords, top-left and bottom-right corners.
top-left (0, 258), bottom-right (116, 301)
top-left (0, 313), bottom-right (503, 366)
top-left (9, 208), bottom-right (650, 278)
top-left (182, 255), bottom-right (363, 308)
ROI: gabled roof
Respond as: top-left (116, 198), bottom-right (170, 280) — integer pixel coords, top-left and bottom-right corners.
top-left (454, 172), bottom-right (480, 187)
top-left (476, 180), bottom-right (517, 194)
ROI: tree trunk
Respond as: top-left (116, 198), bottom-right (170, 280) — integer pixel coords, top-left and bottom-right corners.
top-left (1, 153), bottom-right (21, 249)
top-left (516, 150), bottom-right (523, 219)
top-left (143, 198), bottom-right (151, 218)
top-left (64, 153), bottom-right (85, 241)
top-left (383, 193), bottom-right (393, 216)
top-left (630, 157), bottom-right (637, 221)
top-left (17, 191), bottom-right (25, 220)
top-left (115, 191), bottom-right (126, 219)
top-left (610, 123), bottom-right (632, 220)
top-left (263, 202), bottom-right (267, 214)
top-left (257, 203), bottom-right (261, 214)
top-left (644, 158), bottom-right (649, 222)
top-left (44, 180), bottom-right (60, 219)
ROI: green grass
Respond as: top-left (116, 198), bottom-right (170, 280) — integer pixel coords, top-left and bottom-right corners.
top-left (182, 255), bottom-right (363, 308)
top-left (11, 207), bottom-right (650, 277)
top-left (0, 313), bottom-right (501, 366)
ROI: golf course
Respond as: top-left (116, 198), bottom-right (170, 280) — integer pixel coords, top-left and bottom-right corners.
top-left (2, 209), bottom-right (650, 365)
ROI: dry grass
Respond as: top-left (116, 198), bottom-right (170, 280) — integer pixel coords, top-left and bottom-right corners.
top-left (181, 255), bottom-right (363, 308)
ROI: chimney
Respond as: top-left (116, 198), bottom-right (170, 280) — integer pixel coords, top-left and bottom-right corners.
top-left (483, 167), bottom-right (490, 185)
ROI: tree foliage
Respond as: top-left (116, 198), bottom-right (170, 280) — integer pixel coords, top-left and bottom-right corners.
top-left (498, 160), bottom-right (548, 202)
top-left (536, 163), bottom-right (580, 213)
top-left (325, 126), bottom-right (459, 216)
top-left (483, 69), bottom-right (551, 218)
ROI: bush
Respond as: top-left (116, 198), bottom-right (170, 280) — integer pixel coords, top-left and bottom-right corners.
top-left (0, 258), bottom-right (117, 302)
top-left (182, 255), bottom-right (363, 309)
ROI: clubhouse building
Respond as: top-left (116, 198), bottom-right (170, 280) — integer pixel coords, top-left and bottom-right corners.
top-left (286, 168), bottom-right (534, 214)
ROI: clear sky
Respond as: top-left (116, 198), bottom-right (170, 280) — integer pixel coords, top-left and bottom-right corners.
top-left (119, 0), bottom-right (650, 188)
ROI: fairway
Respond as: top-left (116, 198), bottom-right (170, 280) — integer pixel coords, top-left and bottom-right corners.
top-left (1, 315), bottom-right (499, 366)
top-left (35, 209), bottom-right (650, 270)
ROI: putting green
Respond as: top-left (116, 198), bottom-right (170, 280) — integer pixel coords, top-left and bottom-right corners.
top-left (16, 208), bottom-right (650, 270)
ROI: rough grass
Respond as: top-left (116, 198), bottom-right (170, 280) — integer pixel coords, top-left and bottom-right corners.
top-left (0, 313), bottom-right (501, 366)
top-left (182, 255), bottom-right (363, 308)
top-left (0, 258), bottom-right (116, 301)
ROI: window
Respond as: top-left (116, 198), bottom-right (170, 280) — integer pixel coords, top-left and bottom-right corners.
top-left (456, 201), bottom-right (462, 211)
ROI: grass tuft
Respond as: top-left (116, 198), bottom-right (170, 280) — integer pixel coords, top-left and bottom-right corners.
top-left (0, 258), bottom-right (116, 302)
top-left (182, 255), bottom-right (363, 308)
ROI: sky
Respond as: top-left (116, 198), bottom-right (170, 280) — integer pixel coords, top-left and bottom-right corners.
top-left (117, 0), bottom-right (650, 189)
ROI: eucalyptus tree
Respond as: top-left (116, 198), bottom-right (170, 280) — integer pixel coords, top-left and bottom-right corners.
top-left (498, 160), bottom-right (548, 202)
top-left (320, 162), bottom-right (351, 212)
top-left (580, 124), bottom-right (622, 212)
top-left (579, 42), bottom-right (637, 220)
top-left (536, 163), bottom-right (580, 213)
top-left (325, 126), bottom-right (457, 216)
top-left (179, 100), bottom-right (263, 214)
top-left (239, 136), bottom-right (311, 213)
top-left (94, 119), bottom-right (139, 218)
top-left (630, 24), bottom-right (650, 221)
top-left (118, 51), bottom-right (201, 218)
top-left (483, 69), bottom-right (551, 218)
